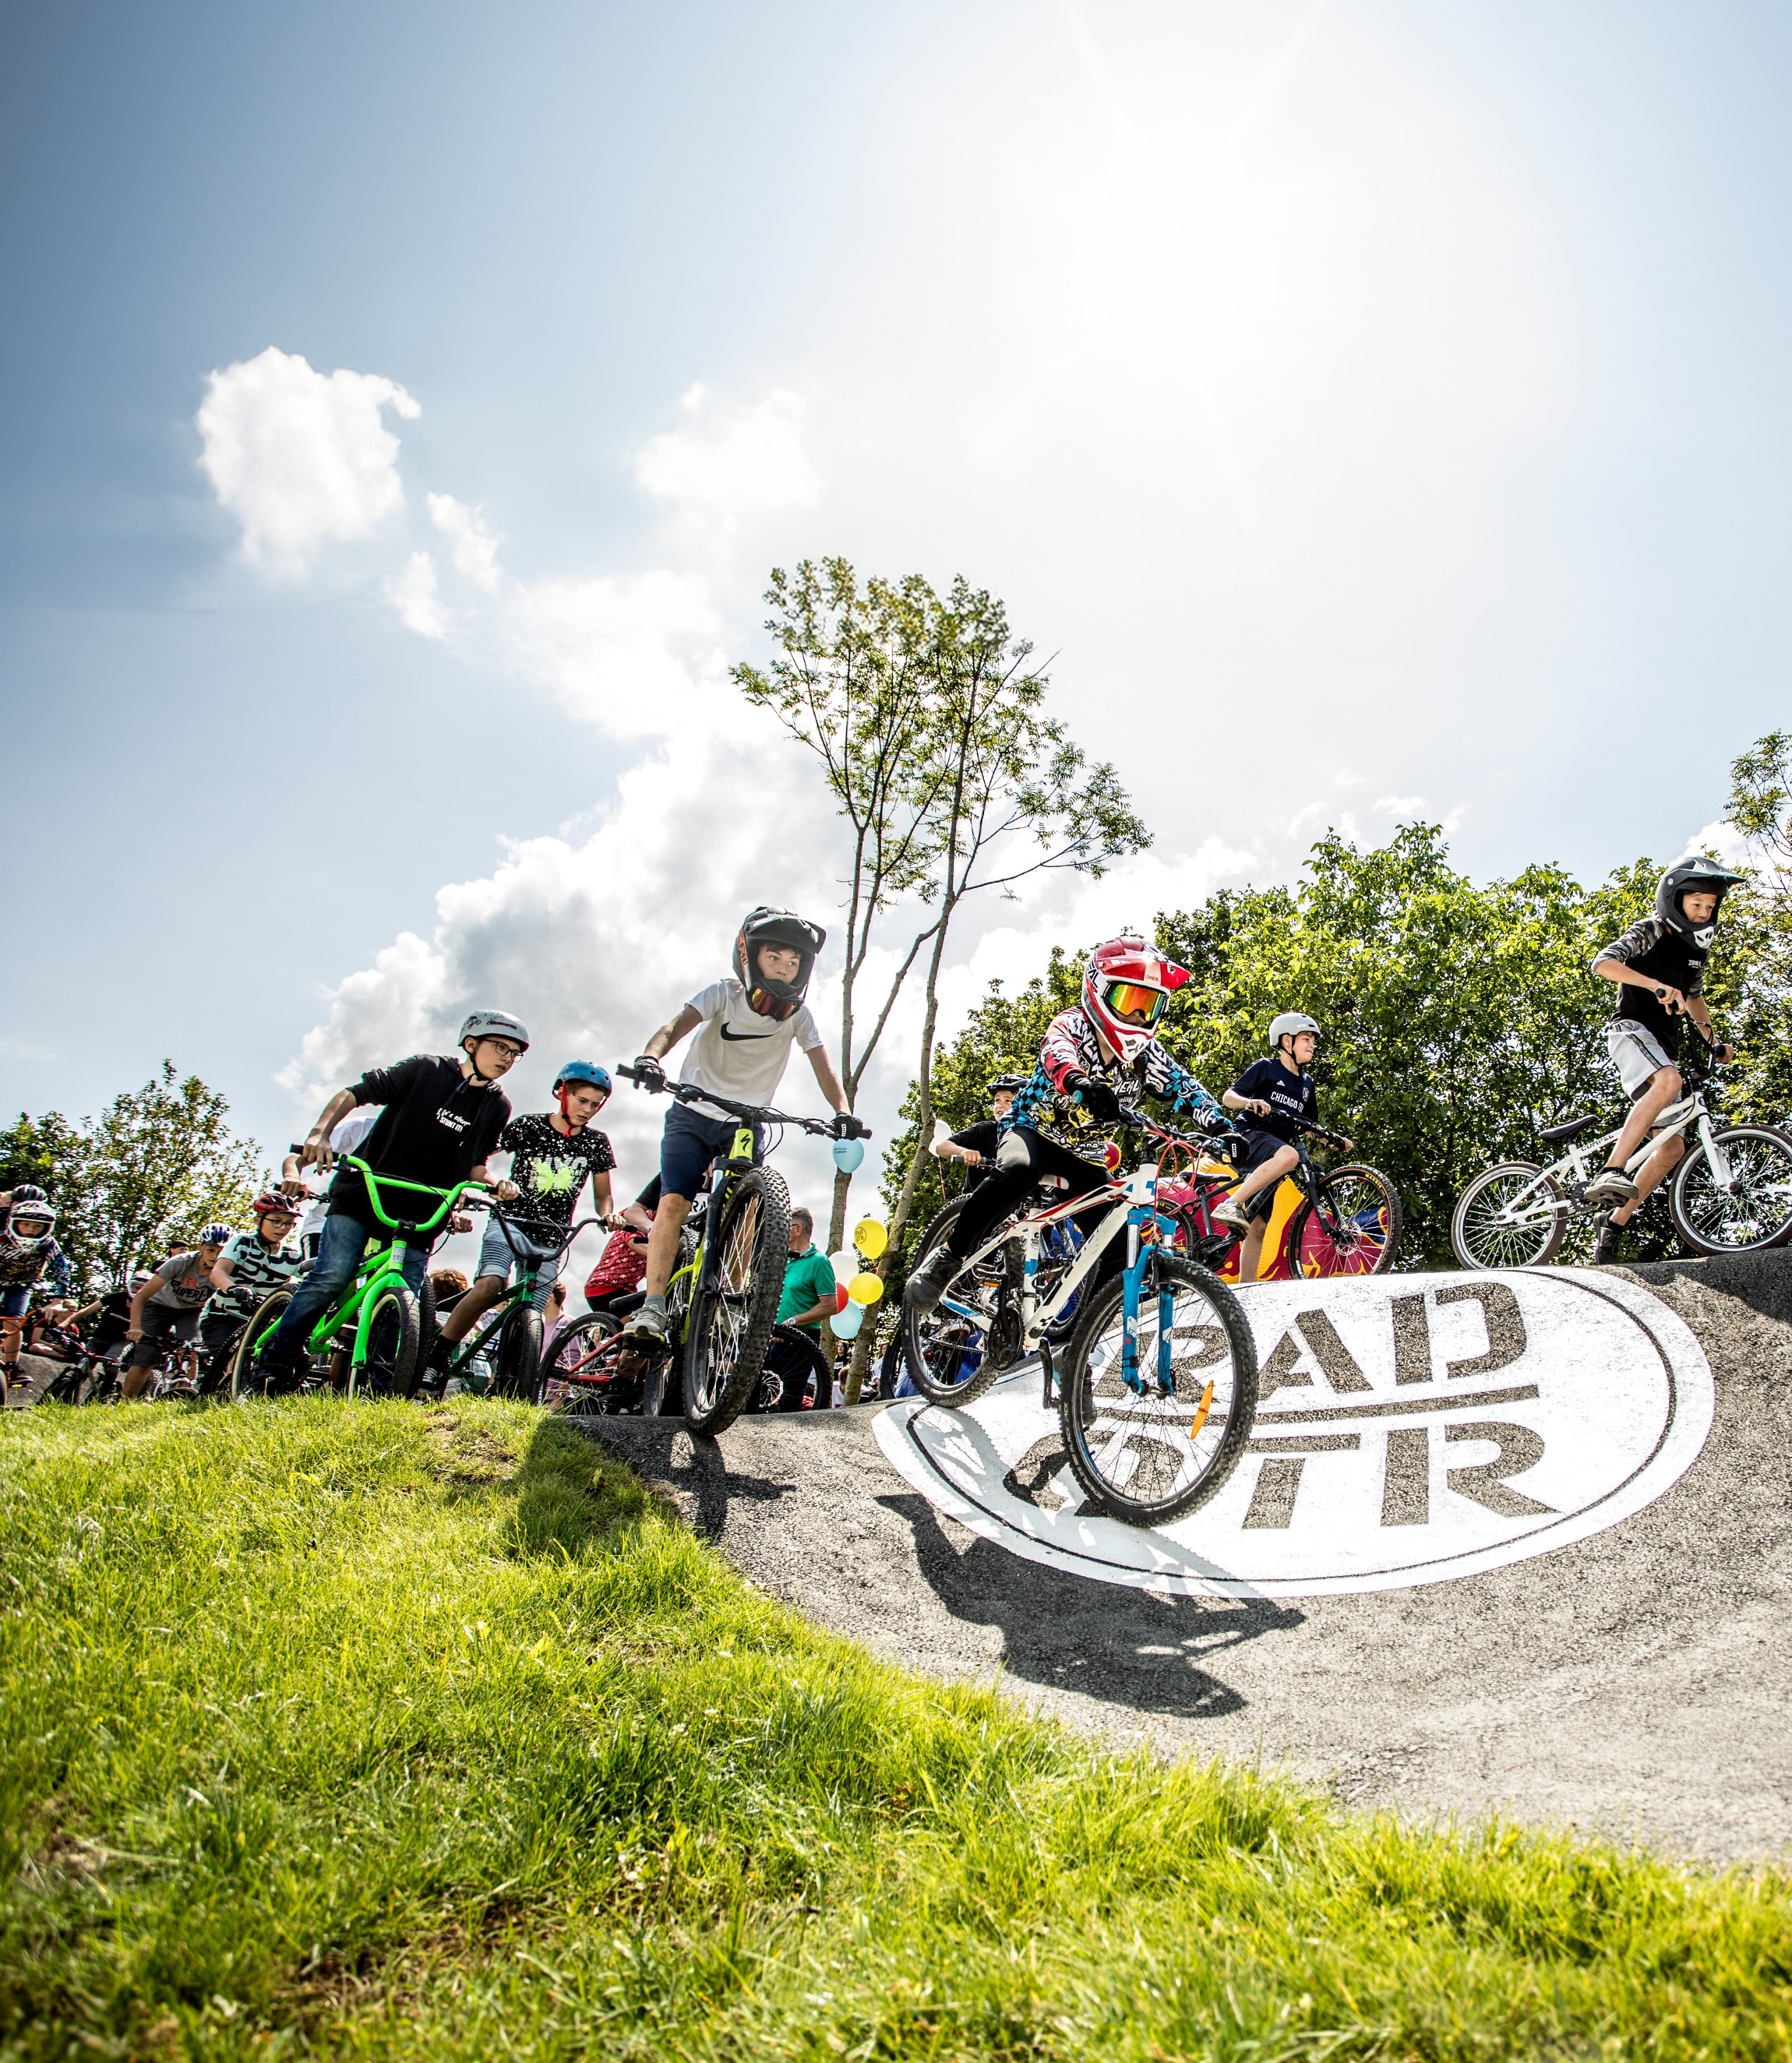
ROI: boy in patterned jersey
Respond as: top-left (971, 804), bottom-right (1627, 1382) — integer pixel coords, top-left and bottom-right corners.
top-left (429, 1060), bottom-right (621, 1367)
top-left (197, 1194), bottom-right (304, 1388)
top-left (0, 1187), bottom-right (72, 1390)
top-left (1585, 858), bottom-right (1744, 1261)
top-left (906, 939), bottom-right (1230, 1313)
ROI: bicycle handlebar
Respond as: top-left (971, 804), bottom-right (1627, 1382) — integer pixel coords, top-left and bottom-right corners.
top-left (616, 1063), bottom-right (870, 1139)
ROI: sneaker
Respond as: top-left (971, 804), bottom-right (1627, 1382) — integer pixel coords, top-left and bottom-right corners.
top-left (1211, 1197), bottom-right (1253, 1236)
top-left (1592, 1216), bottom-right (1625, 1266)
top-left (903, 1247), bottom-right (961, 1314)
top-left (1584, 1167), bottom-right (1639, 1208)
top-left (623, 1302), bottom-right (668, 1346)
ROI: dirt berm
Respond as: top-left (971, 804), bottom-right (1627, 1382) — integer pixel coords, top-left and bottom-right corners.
top-left (577, 1254), bottom-right (1792, 1867)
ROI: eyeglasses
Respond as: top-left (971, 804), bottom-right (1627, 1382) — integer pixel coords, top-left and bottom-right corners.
top-left (482, 1039), bottom-right (524, 1060)
top-left (1104, 982), bottom-right (1166, 1027)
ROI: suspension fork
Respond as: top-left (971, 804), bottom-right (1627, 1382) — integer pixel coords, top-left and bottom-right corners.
top-left (1119, 1180), bottom-right (1176, 1397)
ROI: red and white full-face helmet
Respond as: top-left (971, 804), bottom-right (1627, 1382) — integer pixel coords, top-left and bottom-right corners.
top-left (1081, 939), bottom-right (1191, 1063)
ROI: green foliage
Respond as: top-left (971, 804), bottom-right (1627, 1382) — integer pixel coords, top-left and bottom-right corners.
top-left (1713, 730), bottom-right (1792, 1130)
top-left (4, 1398), bottom-right (1790, 2058)
top-left (2, 1063), bottom-right (262, 1294)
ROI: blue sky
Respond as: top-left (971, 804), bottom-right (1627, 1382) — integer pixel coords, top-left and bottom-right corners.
top-left (3, 1), bottom-right (1790, 1244)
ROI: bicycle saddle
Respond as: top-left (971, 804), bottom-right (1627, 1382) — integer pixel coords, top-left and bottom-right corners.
top-left (1539, 1113), bottom-right (1601, 1144)
top-left (608, 1289), bottom-right (647, 1317)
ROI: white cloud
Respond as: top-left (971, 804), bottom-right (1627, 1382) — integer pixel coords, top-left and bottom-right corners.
top-left (633, 384), bottom-right (821, 532)
top-left (428, 492), bottom-right (502, 593)
top-left (507, 568), bottom-right (730, 739)
top-left (1680, 819), bottom-right (1755, 868)
top-left (384, 552), bottom-right (450, 638)
top-left (196, 346), bottom-right (419, 573)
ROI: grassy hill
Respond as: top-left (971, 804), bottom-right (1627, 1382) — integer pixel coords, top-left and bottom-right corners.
top-left (2, 1398), bottom-right (1787, 2059)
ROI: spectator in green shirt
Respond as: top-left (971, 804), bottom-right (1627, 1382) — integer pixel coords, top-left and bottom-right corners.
top-left (765, 1207), bottom-right (838, 1411)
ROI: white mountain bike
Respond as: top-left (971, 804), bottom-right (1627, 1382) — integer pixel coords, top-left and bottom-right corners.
top-left (1452, 1049), bottom-right (1792, 1267)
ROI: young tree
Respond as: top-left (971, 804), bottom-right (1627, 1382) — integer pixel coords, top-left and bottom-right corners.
top-left (77, 1063), bottom-right (261, 1288)
top-left (1710, 729), bottom-right (1792, 1127)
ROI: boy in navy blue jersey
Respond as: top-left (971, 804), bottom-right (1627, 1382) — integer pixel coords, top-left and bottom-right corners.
top-left (1215, 1013), bottom-right (1350, 1282)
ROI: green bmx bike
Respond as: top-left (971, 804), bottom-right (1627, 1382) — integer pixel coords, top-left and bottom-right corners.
top-left (615, 1068), bottom-right (860, 1434)
top-left (229, 1158), bottom-right (479, 1400)
top-left (417, 1203), bottom-right (606, 1402)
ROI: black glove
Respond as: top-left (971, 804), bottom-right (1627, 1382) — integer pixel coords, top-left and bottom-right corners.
top-left (1199, 1108), bottom-right (1233, 1137)
top-left (630, 1055), bottom-right (666, 1093)
top-left (831, 1111), bottom-right (871, 1141)
top-left (1068, 1072), bottom-right (1124, 1124)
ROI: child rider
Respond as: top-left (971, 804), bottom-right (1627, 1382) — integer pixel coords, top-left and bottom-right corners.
top-left (199, 1192), bottom-right (305, 1387)
top-left (623, 907), bottom-right (867, 1347)
top-left (429, 1060), bottom-right (621, 1369)
top-left (1215, 1013), bottom-right (1353, 1283)
top-left (1585, 859), bottom-right (1744, 1262)
top-left (930, 1074), bottom-right (1028, 1192)
top-left (0, 1187), bottom-right (72, 1391)
top-left (256, 1010), bottom-right (527, 1384)
top-left (905, 938), bottom-right (1229, 1313)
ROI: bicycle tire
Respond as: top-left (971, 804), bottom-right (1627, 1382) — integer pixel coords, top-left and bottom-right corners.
top-left (1058, 1251), bottom-right (1258, 1526)
top-left (898, 1196), bottom-right (1009, 1409)
top-left (1289, 1164), bottom-right (1402, 1278)
top-left (230, 1289), bottom-right (295, 1399)
top-left (683, 1166), bottom-right (788, 1434)
top-left (1670, 1123), bottom-right (1792, 1257)
top-left (496, 1305), bottom-right (545, 1402)
top-left (538, 1311), bottom-right (612, 1407)
top-left (1451, 1161), bottom-right (1568, 1270)
top-left (347, 1285), bottom-right (420, 1399)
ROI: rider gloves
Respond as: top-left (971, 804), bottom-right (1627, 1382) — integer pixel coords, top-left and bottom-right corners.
top-left (831, 1112), bottom-right (871, 1140)
top-left (1066, 1072), bottom-right (1124, 1124)
top-left (630, 1056), bottom-right (667, 1093)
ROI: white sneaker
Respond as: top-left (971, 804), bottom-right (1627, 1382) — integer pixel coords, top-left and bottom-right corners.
top-left (1211, 1197), bottom-right (1252, 1236)
top-left (623, 1303), bottom-right (669, 1345)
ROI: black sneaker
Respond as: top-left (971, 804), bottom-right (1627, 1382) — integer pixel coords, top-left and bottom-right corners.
top-left (903, 1247), bottom-right (961, 1314)
top-left (1592, 1216), bottom-right (1624, 1266)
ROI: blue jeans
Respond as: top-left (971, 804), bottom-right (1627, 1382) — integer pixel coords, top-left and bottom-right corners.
top-left (271, 1212), bottom-right (428, 1348)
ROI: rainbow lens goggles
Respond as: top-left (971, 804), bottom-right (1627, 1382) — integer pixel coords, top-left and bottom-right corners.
top-left (1104, 981), bottom-right (1166, 1027)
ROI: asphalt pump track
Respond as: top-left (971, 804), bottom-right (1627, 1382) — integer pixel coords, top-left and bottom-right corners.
top-left (578, 1253), bottom-right (1792, 1867)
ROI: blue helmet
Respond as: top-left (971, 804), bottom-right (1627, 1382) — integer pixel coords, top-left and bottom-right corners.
top-left (553, 1060), bottom-right (612, 1099)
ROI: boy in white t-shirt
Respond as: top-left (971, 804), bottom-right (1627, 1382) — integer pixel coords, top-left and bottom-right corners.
top-left (623, 906), bottom-right (866, 1345)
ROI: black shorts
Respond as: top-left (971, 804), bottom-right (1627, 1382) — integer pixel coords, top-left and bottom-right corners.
top-left (1237, 1129), bottom-right (1297, 1218)
top-left (127, 1302), bottom-right (201, 1367)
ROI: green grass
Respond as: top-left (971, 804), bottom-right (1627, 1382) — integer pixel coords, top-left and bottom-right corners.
top-left (2, 1402), bottom-right (1788, 2061)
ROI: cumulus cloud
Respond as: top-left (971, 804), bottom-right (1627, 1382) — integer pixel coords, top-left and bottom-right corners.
top-left (1679, 819), bottom-right (1755, 868)
top-left (507, 568), bottom-right (730, 739)
top-left (428, 492), bottom-right (502, 592)
top-left (633, 383), bottom-right (820, 532)
top-left (196, 346), bottom-right (419, 573)
top-left (384, 552), bottom-right (449, 637)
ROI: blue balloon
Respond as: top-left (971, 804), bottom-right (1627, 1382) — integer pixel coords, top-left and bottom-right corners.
top-left (832, 1299), bottom-right (866, 1339)
top-left (831, 1137), bottom-right (866, 1173)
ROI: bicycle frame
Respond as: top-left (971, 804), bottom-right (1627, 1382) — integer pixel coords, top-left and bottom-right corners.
top-left (438, 1210), bottom-right (602, 1384)
top-left (1483, 1089), bottom-right (1727, 1237)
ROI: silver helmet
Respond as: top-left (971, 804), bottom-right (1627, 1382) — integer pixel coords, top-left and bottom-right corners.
top-left (1267, 1011), bottom-right (1320, 1053)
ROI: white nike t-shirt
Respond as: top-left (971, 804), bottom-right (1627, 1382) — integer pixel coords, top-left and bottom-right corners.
top-left (679, 979), bottom-right (823, 1120)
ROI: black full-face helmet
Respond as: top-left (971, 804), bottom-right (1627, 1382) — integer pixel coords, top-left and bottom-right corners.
top-left (734, 908), bottom-right (827, 1021)
top-left (1656, 859), bottom-right (1747, 947)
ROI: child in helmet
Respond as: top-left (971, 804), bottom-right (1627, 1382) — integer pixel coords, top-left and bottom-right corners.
top-left (256, 1011), bottom-right (526, 1383)
top-left (1215, 1014), bottom-right (1353, 1281)
top-left (124, 1227), bottom-right (231, 1397)
top-left (0, 1187), bottom-right (72, 1386)
top-left (930, 1074), bottom-right (1028, 1192)
top-left (905, 940), bottom-right (1227, 1313)
top-left (623, 908), bottom-right (864, 1346)
top-left (197, 1193), bottom-right (305, 1386)
top-left (1585, 859), bottom-right (1743, 1261)
top-left (429, 1060), bottom-right (621, 1367)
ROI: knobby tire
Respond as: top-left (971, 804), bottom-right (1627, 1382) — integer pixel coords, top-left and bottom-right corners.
top-left (683, 1166), bottom-right (788, 1434)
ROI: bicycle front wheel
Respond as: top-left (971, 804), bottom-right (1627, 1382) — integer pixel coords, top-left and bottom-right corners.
top-left (347, 1285), bottom-right (421, 1399)
top-left (1289, 1165), bottom-right (1402, 1277)
top-left (230, 1290), bottom-right (294, 1399)
top-left (1451, 1162), bottom-right (1567, 1270)
top-left (898, 1196), bottom-right (1009, 1409)
top-left (1670, 1124), bottom-right (1792, 1256)
top-left (684, 1167), bottom-right (789, 1434)
top-left (496, 1306), bottom-right (545, 1402)
top-left (1059, 1252), bottom-right (1258, 1526)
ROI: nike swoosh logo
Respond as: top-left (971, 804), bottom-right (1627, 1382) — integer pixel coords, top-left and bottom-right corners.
top-left (719, 1024), bottom-right (774, 1041)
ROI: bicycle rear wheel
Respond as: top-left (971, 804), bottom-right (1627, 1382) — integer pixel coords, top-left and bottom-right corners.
top-left (1059, 1252), bottom-right (1257, 1526)
top-left (1670, 1124), bottom-right (1792, 1256)
top-left (683, 1167), bottom-right (788, 1434)
top-left (1451, 1161), bottom-right (1568, 1270)
top-left (346, 1285), bottom-right (421, 1399)
top-left (1289, 1165), bottom-right (1402, 1277)
top-left (898, 1196), bottom-right (1011, 1409)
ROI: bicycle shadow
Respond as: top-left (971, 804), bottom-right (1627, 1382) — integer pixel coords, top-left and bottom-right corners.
top-left (877, 1488), bottom-right (1303, 1722)
top-left (567, 1416), bottom-right (797, 1540)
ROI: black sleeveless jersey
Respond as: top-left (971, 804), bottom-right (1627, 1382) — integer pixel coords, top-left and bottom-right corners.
top-left (1591, 917), bottom-right (1709, 1053)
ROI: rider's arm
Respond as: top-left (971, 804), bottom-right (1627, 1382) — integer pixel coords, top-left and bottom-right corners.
top-left (209, 1252), bottom-right (235, 1294)
top-left (302, 1088), bottom-right (358, 1169)
top-left (806, 1044), bottom-right (850, 1114)
top-left (1684, 996), bottom-right (1734, 1060)
top-left (1222, 1088), bottom-right (1272, 1116)
top-left (126, 1274), bottom-right (159, 1340)
top-left (640, 1004), bottom-right (702, 1062)
top-left (1593, 926), bottom-right (1690, 1014)
top-left (467, 1161), bottom-right (520, 1201)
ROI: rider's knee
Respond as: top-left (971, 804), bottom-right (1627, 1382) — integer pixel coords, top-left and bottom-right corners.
top-left (1650, 1066), bottom-right (1683, 1102)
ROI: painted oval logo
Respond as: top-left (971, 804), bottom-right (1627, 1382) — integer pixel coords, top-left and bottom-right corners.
top-left (875, 1268), bottom-right (1713, 1598)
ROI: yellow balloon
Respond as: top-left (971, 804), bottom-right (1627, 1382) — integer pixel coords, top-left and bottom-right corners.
top-left (853, 1216), bottom-right (889, 1261)
top-left (848, 1271), bottom-right (886, 1307)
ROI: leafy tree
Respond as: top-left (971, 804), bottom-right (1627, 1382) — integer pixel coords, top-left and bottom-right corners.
top-left (1710, 730), bottom-right (1792, 1129)
top-left (6, 1063), bottom-right (263, 1293)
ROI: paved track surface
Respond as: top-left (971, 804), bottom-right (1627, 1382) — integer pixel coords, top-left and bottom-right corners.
top-left (577, 1254), bottom-right (1792, 1867)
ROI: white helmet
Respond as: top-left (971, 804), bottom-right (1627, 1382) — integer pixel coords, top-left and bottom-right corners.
top-left (458, 1009), bottom-right (530, 1052)
top-left (1268, 1012), bottom-right (1320, 1053)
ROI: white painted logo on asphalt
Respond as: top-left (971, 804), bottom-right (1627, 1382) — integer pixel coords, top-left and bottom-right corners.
top-left (873, 1268), bottom-right (1714, 1598)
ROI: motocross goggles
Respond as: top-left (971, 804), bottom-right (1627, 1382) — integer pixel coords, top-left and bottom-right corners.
top-left (746, 988), bottom-right (799, 1021)
top-left (1103, 980), bottom-right (1168, 1028)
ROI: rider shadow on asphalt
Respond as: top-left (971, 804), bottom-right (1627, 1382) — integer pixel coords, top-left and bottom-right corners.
top-left (577, 1416), bottom-right (798, 1541)
top-left (876, 1489), bottom-right (1303, 1723)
